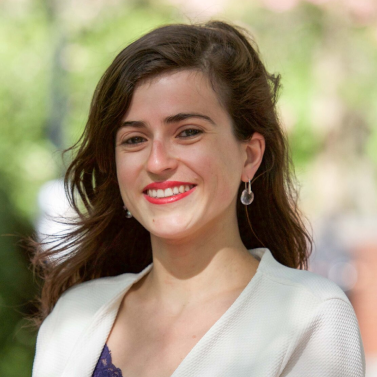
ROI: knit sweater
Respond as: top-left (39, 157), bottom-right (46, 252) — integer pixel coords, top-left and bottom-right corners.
top-left (32, 248), bottom-right (366, 376)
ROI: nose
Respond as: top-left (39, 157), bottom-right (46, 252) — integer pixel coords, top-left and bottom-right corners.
top-left (146, 139), bottom-right (178, 175)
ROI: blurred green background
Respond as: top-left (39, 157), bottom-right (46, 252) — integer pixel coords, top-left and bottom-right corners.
top-left (1, 0), bottom-right (376, 375)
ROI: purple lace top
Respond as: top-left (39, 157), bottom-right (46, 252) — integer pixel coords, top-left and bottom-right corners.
top-left (92, 344), bottom-right (124, 377)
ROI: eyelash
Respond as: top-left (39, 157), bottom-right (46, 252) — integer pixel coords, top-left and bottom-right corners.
top-left (122, 128), bottom-right (203, 145)
top-left (123, 136), bottom-right (146, 145)
top-left (177, 128), bottom-right (202, 138)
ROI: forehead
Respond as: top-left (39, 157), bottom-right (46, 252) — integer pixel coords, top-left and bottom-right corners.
top-left (137, 69), bottom-right (211, 94)
top-left (124, 69), bottom-right (227, 121)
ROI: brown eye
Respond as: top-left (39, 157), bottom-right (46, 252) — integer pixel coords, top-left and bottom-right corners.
top-left (124, 136), bottom-right (146, 145)
top-left (178, 129), bottom-right (202, 138)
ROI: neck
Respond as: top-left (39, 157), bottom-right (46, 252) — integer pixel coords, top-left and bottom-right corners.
top-left (141, 213), bottom-right (259, 311)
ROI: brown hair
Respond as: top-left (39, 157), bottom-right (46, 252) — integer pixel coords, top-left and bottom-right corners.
top-left (31, 20), bottom-right (312, 323)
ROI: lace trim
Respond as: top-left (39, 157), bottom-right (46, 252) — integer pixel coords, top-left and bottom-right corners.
top-left (92, 344), bottom-right (124, 377)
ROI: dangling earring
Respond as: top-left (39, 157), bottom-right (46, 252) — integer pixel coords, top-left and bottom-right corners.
top-left (123, 206), bottom-right (133, 218)
top-left (240, 179), bottom-right (254, 205)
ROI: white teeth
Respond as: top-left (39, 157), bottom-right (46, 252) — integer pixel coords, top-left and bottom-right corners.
top-left (147, 189), bottom-right (157, 197)
top-left (157, 189), bottom-right (164, 198)
top-left (164, 188), bottom-right (173, 197)
top-left (147, 185), bottom-right (194, 198)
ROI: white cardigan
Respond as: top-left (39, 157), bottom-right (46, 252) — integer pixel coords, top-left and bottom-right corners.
top-left (32, 248), bottom-right (366, 377)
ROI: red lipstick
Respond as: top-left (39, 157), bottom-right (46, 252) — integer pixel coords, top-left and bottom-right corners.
top-left (143, 181), bottom-right (196, 205)
top-left (143, 181), bottom-right (196, 191)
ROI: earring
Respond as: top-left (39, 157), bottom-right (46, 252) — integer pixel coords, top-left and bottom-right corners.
top-left (123, 206), bottom-right (133, 218)
top-left (240, 179), bottom-right (254, 205)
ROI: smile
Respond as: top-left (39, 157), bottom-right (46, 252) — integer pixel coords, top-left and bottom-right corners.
top-left (143, 183), bottom-right (196, 205)
top-left (146, 185), bottom-right (195, 198)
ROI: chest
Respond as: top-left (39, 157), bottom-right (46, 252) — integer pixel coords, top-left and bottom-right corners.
top-left (106, 294), bottom-right (241, 377)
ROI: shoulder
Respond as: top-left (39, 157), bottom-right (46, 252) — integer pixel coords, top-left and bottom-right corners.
top-left (254, 248), bottom-right (349, 305)
top-left (51, 264), bottom-right (152, 319)
top-left (251, 249), bottom-right (365, 375)
top-left (33, 266), bottom-right (152, 376)
top-left (57, 272), bottom-right (139, 310)
top-left (37, 271), bottom-right (140, 339)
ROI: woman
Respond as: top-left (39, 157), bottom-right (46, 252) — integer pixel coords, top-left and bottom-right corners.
top-left (32, 21), bottom-right (365, 376)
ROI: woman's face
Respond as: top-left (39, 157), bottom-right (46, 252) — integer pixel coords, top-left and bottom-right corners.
top-left (115, 70), bottom-right (252, 241)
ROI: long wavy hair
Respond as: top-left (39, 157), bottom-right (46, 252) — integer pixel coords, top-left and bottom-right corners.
top-left (31, 20), bottom-right (312, 324)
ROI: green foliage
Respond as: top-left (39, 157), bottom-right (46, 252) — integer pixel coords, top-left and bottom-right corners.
top-left (0, 186), bottom-right (36, 374)
top-left (239, 2), bottom-right (377, 169)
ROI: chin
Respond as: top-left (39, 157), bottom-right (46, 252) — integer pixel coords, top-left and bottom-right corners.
top-left (146, 217), bottom-right (198, 241)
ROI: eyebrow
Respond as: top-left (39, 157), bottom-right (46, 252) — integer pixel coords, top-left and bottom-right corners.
top-left (121, 112), bottom-right (216, 128)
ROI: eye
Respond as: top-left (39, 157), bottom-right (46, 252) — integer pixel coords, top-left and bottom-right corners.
top-left (122, 136), bottom-right (147, 145)
top-left (177, 128), bottom-right (203, 138)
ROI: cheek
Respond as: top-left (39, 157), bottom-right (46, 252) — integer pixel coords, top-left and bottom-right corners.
top-left (191, 142), bottom-right (242, 199)
top-left (115, 154), bottom-right (140, 192)
top-left (115, 155), bottom-right (126, 184)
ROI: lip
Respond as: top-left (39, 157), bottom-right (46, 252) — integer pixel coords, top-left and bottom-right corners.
top-left (143, 185), bottom-right (196, 205)
top-left (143, 181), bottom-right (196, 191)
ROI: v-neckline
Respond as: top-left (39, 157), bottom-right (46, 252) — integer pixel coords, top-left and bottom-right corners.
top-left (169, 249), bottom-right (265, 376)
top-left (106, 248), bottom-right (268, 377)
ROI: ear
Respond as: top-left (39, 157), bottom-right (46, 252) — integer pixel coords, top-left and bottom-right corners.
top-left (241, 132), bottom-right (265, 183)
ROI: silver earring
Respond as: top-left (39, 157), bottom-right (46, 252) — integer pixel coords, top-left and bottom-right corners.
top-left (123, 206), bottom-right (133, 218)
top-left (240, 179), bottom-right (254, 205)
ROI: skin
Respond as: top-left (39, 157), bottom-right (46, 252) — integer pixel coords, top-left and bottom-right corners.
top-left (109, 69), bottom-right (265, 376)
